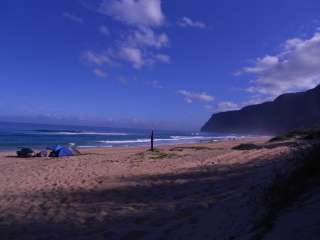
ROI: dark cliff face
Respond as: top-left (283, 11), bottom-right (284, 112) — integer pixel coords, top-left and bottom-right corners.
top-left (201, 85), bottom-right (320, 135)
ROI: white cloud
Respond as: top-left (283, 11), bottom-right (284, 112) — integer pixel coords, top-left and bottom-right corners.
top-left (62, 12), bottom-right (83, 24)
top-left (205, 96), bottom-right (276, 113)
top-left (240, 32), bottom-right (320, 97)
top-left (127, 28), bottom-right (168, 49)
top-left (216, 101), bottom-right (239, 112)
top-left (178, 90), bottom-right (214, 103)
top-left (118, 47), bottom-right (144, 69)
top-left (98, 25), bottom-right (110, 36)
top-left (115, 28), bottom-right (170, 67)
top-left (243, 55), bottom-right (279, 74)
top-left (92, 28), bottom-right (170, 69)
top-left (83, 50), bottom-right (113, 65)
top-left (99, 0), bottom-right (165, 28)
top-left (83, 45), bottom-right (169, 70)
top-left (93, 68), bottom-right (107, 78)
top-left (84, 29), bottom-right (170, 70)
top-left (177, 17), bottom-right (207, 29)
top-left (154, 53), bottom-right (170, 63)
top-left (83, 0), bottom-right (169, 74)
top-left (205, 101), bottom-right (239, 113)
top-left (83, 50), bottom-right (117, 76)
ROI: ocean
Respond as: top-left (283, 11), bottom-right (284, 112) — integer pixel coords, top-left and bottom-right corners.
top-left (0, 122), bottom-right (245, 151)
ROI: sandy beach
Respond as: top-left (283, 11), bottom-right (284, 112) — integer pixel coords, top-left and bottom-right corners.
top-left (0, 138), bottom-right (313, 239)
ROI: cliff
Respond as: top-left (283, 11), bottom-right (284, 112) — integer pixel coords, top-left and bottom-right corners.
top-left (201, 85), bottom-right (320, 135)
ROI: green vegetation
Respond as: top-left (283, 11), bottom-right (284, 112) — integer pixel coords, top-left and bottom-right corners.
top-left (149, 152), bottom-right (177, 160)
top-left (269, 125), bottom-right (320, 142)
top-left (169, 146), bottom-right (213, 151)
top-left (134, 148), bottom-right (177, 160)
top-left (253, 144), bottom-right (320, 239)
top-left (232, 143), bottom-right (261, 150)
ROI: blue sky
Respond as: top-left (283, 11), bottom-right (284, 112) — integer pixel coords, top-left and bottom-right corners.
top-left (1, 0), bottom-right (320, 130)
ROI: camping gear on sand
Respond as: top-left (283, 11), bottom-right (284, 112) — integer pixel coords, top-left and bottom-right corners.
top-left (35, 150), bottom-right (48, 157)
top-left (17, 148), bottom-right (34, 158)
top-left (46, 145), bottom-right (79, 158)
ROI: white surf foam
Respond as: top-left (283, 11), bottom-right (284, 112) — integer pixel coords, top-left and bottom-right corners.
top-left (35, 131), bottom-right (129, 136)
top-left (96, 136), bottom-right (218, 145)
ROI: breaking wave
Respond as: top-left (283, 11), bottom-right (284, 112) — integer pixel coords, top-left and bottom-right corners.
top-left (33, 130), bottom-right (129, 136)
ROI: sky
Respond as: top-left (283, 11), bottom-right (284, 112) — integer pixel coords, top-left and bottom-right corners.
top-left (1, 0), bottom-right (320, 130)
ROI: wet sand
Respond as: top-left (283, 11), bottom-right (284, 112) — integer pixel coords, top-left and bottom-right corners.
top-left (0, 138), bottom-right (299, 239)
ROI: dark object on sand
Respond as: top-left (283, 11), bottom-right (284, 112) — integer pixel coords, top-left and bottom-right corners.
top-left (47, 145), bottom-right (80, 158)
top-left (232, 143), bottom-right (261, 150)
top-left (35, 150), bottom-right (48, 157)
top-left (47, 145), bottom-right (74, 157)
top-left (17, 148), bottom-right (34, 158)
top-left (150, 130), bottom-right (154, 152)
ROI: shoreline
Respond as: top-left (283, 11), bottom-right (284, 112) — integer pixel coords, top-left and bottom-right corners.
top-left (0, 136), bottom-right (270, 154)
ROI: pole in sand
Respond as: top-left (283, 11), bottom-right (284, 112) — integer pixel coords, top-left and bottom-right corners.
top-left (150, 130), bottom-right (154, 151)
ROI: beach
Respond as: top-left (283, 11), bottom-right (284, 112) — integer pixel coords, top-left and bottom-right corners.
top-left (0, 138), bottom-right (314, 239)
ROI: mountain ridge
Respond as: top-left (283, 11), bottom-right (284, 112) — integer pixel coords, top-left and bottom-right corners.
top-left (201, 85), bottom-right (320, 135)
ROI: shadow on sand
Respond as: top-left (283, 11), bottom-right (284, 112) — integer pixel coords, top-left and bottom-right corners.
top-left (0, 150), bottom-right (292, 240)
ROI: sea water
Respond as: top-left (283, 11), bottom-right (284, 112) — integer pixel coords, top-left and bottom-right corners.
top-left (0, 122), bottom-right (245, 151)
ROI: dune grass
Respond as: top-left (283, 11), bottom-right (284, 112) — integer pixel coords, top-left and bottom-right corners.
top-left (253, 144), bottom-right (320, 239)
top-left (134, 148), bottom-right (178, 160)
top-left (269, 125), bottom-right (320, 142)
top-left (169, 146), bottom-right (213, 152)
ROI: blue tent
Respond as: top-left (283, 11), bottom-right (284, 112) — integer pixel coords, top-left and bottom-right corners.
top-left (47, 145), bottom-right (75, 157)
